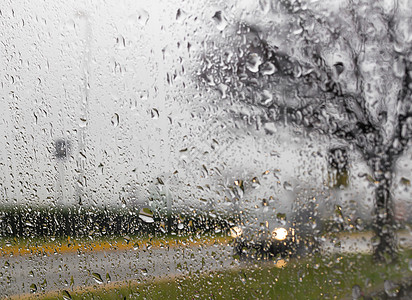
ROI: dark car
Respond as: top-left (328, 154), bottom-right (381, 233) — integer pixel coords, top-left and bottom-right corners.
top-left (231, 218), bottom-right (321, 259)
top-left (230, 199), bottom-right (319, 259)
top-left (231, 221), bottom-right (297, 258)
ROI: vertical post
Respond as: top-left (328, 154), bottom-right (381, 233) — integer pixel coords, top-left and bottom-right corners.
top-left (165, 183), bottom-right (172, 234)
top-left (54, 139), bottom-right (70, 206)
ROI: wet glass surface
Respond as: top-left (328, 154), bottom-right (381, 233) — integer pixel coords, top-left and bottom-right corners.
top-left (1, 0), bottom-right (412, 298)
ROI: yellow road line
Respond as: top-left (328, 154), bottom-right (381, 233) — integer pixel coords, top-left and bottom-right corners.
top-left (0, 235), bottom-right (232, 257)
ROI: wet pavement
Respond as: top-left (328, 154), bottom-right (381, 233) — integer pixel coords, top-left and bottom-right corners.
top-left (1, 232), bottom-right (411, 298)
top-left (0, 242), bottom-right (235, 298)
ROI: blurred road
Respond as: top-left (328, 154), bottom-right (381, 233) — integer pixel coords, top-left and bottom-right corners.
top-left (1, 242), bottom-right (235, 298)
top-left (1, 232), bottom-right (412, 298)
top-left (320, 231), bottom-right (412, 254)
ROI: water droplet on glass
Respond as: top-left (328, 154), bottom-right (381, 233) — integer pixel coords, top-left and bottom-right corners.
top-left (251, 177), bottom-right (260, 189)
top-left (159, 222), bottom-right (167, 234)
top-left (409, 259), bottom-right (412, 271)
top-left (212, 11), bottom-right (227, 31)
top-left (30, 283), bottom-right (37, 293)
top-left (283, 181), bottom-right (293, 191)
top-left (261, 61), bottom-right (276, 75)
top-left (151, 108), bottom-right (159, 119)
top-left (246, 53), bottom-right (262, 73)
top-left (274, 259), bottom-right (287, 268)
top-left (137, 9), bottom-right (149, 26)
top-left (260, 90), bottom-right (273, 106)
top-left (352, 285), bottom-right (362, 299)
top-left (62, 290), bottom-right (72, 300)
top-left (393, 57), bottom-right (405, 78)
top-left (79, 117), bottom-right (87, 128)
top-left (371, 235), bottom-right (380, 247)
top-left (334, 62), bottom-right (344, 76)
top-left (176, 9), bottom-right (187, 23)
top-left (116, 35), bottom-right (126, 50)
top-left (204, 74), bottom-right (215, 86)
top-left (384, 280), bottom-right (399, 297)
top-left (106, 273), bottom-right (111, 283)
top-left (111, 113), bottom-right (119, 127)
top-left (217, 83), bottom-right (228, 99)
top-left (92, 272), bottom-right (103, 284)
top-left (139, 207), bottom-right (154, 223)
top-left (178, 223), bottom-right (184, 230)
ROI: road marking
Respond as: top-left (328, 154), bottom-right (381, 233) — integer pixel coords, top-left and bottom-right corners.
top-left (0, 235), bottom-right (232, 257)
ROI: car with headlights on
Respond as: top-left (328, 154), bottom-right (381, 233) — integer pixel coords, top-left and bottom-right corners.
top-left (230, 219), bottom-right (300, 259)
top-left (229, 194), bottom-right (319, 259)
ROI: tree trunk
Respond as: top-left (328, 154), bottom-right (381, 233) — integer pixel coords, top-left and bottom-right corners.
top-left (369, 157), bottom-right (397, 262)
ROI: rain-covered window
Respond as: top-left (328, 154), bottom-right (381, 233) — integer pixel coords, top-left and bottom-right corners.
top-left (1, 0), bottom-right (412, 299)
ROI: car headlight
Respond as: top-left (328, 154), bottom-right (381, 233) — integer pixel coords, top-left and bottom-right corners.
top-left (272, 227), bottom-right (288, 241)
top-left (230, 226), bottom-right (243, 238)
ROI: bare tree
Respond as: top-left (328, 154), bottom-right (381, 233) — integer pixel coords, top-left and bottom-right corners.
top-left (200, 0), bottom-right (412, 261)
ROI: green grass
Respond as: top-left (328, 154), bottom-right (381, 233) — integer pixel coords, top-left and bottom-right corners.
top-left (38, 249), bottom-right (412, 300)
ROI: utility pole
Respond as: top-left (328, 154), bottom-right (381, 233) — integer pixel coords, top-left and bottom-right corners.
top-left (54, 139), bottom-right (70, 206)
